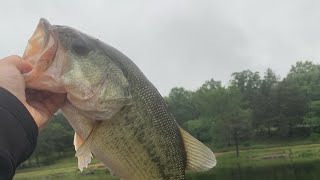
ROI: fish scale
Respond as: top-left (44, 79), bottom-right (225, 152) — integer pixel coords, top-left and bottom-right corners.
top-left (98, 44), bottom-right (187, 179)
top-left (88, 96), bottom-right (186, 179)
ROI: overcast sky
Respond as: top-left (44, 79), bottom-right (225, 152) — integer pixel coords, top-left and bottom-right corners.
top-left (1, 0), bottom-right (320, 95)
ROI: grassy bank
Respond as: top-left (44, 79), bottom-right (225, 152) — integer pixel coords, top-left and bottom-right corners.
top-left (14, 143), bottom-right (320, 180)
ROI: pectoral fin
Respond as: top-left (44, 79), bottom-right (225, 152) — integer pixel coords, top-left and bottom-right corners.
top-left (74, 132), bottom-right (93, 172)
top-left (180, 128), bottom-right (217, 171)
top-left (75, 121), bottom-right (101, 171)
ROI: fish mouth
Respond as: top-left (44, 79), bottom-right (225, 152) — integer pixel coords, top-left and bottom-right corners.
top-left (23, 18), bottom-right (51, 62)
top-left (22, 18), bottom-right (58, 80)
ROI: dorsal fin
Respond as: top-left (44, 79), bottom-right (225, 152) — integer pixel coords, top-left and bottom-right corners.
top-left (180, 127), bottom-right (217, 171)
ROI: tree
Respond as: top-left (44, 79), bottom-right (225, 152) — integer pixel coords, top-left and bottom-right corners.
top-left (183, 117), bottom-right (212, 142)
top-left (165, 87), bottom-right (199, 125)
top-left (287, 61), bottom-right (320, 99)
top-left (192, 79), bottom-right (223, 118)
top-left (252, 68), bottom-right (279, 136)
top-left (279, 61), bottom-right (320, 136)
top-left (230, 70), bottom-right (261, 108)
top-left (304, 100), bottom-right (320, 129)
top-left (32, 113), bottom-right (74, 165)
top-left (276, 79), bottom-right (309, 137)
top-left (210, 86), bottom-right (252, 157)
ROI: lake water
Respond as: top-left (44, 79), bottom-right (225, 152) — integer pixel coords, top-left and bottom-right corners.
top-left (186, 161), bottom-right (320, 180)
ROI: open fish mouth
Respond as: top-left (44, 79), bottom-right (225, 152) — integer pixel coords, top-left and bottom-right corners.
top-left (22, 18), bottom-right (66, 93)
top-left (22, 18), bottom-right (58, 80)
top-left (23, 18), bottom-right (51, 62)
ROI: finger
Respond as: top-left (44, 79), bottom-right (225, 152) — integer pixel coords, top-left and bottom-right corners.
top-left (42, 93), bottom-right (67, 116)
top-left (29, 92), bottom-right (66, 118)
top-left (1, 55), bottom-right (23, 70)
top-left (1, 55), bottom-right (33, 74)
top-left (26, 92), bottom-right (66, 130)
top-left (21, 60), bottom-right (34, 74)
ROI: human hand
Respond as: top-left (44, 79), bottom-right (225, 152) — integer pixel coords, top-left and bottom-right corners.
top-left (0, 55), bottom-right (66, 130)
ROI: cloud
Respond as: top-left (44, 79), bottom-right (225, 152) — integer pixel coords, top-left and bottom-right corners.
top-left (1, 0), bottom-right (320, 95)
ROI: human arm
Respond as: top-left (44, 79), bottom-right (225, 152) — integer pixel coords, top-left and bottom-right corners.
top-left (0, 55), bottom-right (66, 179)
top-left (0, 87), bottom-right (38, 179)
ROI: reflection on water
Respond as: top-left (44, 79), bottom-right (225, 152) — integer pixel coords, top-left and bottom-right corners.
top-left (187, 160), bottom-right (320, 180)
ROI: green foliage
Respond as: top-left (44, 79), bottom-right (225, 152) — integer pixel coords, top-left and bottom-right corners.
top-left (287, 61), bottom-right (320, 100)
top-left (164, 60), bottom-right (320, 153)
top-left (252, 69), bottom-right (279, 132)
top-left (210, 87), bottom-right (252, 146)
top-left (304, 100), bottom-right (320, 127)
top-left (276, 79), bottom-right (309, 137)
top-left (192, 79), bottom-right (224, 117)
top-left (309, 133), bottom-right (320, 142)
top-left (165, 87), bottom-right (199, 125)
top-left (23, 113), bottom-right (74, 168)
top-left (230, 70), bottom-right (261, 107)
top-left (37, 113), bottom-right (74, 153)
top-left (183, 117), bottom-right (212, 142)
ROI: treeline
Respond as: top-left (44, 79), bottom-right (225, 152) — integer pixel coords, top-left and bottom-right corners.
top-left (165, 61), bottom-right (320, 155)
top-left (20, 61), bottom-right (320, 168)
top-left (19, 113), bottom-right (74, 168)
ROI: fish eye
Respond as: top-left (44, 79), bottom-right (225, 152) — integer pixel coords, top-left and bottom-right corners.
top-left (72, 40), bottom-right (90, 56)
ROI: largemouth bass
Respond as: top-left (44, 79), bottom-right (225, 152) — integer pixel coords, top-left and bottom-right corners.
top-left (22, 18), bottom-right (216, 180)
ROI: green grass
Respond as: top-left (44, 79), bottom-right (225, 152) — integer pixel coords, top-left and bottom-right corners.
top-left (208, 137), bottom-right (320, 152)
top-left (14, 156), bottom-right (117, 180)
top-left (216, 143), bottom-right (320, 168)
top-left (14, 142), bottom-right (320, 180)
